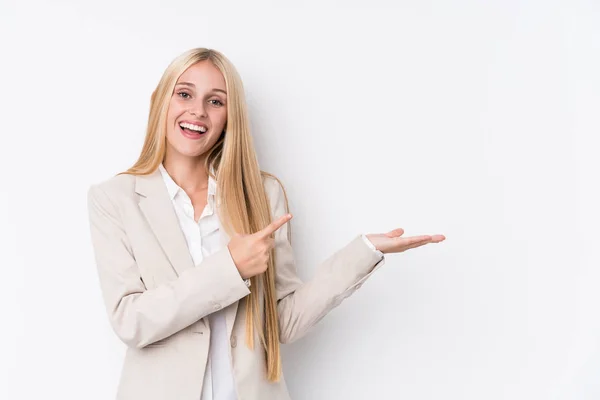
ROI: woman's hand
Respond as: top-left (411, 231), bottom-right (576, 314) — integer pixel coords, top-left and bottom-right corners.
top-left (366, 228), bottom-right (445, 254)
top-left (228, 213), bottom-right (293, 279)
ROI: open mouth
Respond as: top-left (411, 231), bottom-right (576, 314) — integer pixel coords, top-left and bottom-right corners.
top-left (179, 122), bottom-right (208, 139)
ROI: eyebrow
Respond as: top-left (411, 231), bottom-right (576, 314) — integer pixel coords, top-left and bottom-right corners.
top-left (175, 81), bottom-right (227, 95)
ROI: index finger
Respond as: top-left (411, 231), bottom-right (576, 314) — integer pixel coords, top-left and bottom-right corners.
top-left (257, 214), bottom-right (292, 238)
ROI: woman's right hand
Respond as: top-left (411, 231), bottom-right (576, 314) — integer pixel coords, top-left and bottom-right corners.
top-left (227, 214), bottom-right (293, 279)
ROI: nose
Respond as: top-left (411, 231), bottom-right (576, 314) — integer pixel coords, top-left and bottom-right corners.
top-left (189, 100), bottom-right (207, 118)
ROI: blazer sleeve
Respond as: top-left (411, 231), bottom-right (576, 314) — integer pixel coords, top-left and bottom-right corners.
top-left (87, 184), bottom-right (250, 349)
top-left (268, 179), bottom-right (386, 344)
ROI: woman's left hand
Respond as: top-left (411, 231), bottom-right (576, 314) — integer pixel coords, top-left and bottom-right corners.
top-left (366, 228), bottom-right (445, 254)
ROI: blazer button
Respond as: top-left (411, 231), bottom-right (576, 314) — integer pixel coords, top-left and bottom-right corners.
top-left (230, 335), bottom-right (237, 348)
top-left (212, 302), bottom-right (222, 311)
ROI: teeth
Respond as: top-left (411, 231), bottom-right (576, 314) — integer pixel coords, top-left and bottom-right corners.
top-left (180, 122), bottom-right (207, 133)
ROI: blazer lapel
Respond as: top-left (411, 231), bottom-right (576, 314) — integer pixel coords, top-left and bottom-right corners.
top-left (135, 169), bottom-right (194, 277)
top-left (136, 169), bottom-right (241, 337)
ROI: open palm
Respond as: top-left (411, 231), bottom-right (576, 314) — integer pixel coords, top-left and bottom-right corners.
top-left (366, 228), bottom-right (445, 254)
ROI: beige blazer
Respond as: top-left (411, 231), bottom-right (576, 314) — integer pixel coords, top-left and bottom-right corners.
top-left (86, 168), bottom-right (385, 400)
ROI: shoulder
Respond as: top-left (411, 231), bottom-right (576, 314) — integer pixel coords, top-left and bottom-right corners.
top-left (260, 171), bottom-right (289, 214)
top-left (87, 173), bottom-right (138, 207)
top-left (261, 171), bottom-right (286, 200)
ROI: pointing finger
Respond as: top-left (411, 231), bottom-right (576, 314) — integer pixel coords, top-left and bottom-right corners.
top-left (257, 214), bottom-right (292, 238)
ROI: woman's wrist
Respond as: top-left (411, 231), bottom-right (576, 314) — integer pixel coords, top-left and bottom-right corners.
top-left (363, 233), bottom-right (383, 255)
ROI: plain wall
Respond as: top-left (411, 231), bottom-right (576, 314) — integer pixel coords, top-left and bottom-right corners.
top-left (1, 0), bottom-right (599, 399)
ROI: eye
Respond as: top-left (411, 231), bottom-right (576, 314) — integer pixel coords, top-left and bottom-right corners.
top-left (177, 91), bottom-right (191, 99)
top-left (209, 99), bottom-right (224, 106)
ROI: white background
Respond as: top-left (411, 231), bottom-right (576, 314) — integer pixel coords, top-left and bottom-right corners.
top-left (1, 1), bottom-right (599, 399)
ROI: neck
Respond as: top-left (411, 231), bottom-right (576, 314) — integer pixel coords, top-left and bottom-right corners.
top-left (162, 154), bottom-right (209, 193)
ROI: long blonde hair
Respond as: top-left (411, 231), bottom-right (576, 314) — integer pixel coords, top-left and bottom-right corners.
top-left (119, 48), bottom-right (289, 381)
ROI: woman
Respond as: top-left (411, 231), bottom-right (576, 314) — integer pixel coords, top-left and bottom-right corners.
top-left (87, 48), bottom-right (445, 400)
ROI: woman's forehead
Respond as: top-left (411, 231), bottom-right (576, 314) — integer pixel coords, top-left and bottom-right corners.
top-left (177, 61), bottom-right (226, 92)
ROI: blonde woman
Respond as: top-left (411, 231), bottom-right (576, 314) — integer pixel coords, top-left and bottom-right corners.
top-left (87, 48), bottom-right (445, 400)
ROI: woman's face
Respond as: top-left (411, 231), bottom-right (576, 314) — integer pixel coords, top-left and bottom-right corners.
top-left (165, 60), bottom-right (228, 160)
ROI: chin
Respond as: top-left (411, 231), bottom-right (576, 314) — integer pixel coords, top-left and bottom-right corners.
top-left (164, 139), bottom-right (197, 157)
top-left (174, 146), bottom-right (208, 158)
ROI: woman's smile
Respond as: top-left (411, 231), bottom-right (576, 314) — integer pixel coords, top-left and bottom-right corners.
top-left (178, 120), bottom-right (209, 140)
